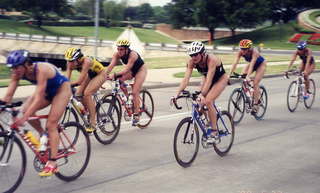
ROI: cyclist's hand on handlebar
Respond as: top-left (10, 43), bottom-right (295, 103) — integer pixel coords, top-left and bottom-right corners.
top-left (170, 96), bottom-right (176, 107)
top-left (284, 71), bottom-right (289, 79)
top-left (12, 116), bottom-right (27, 128)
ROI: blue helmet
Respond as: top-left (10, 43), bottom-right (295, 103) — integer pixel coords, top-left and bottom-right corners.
top-left (6, 50), bottom-right (29, 68)
top-left (296, 41), bottom-right (307, 50)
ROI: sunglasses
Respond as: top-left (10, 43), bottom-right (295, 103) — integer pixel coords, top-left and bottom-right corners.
top-left (240, 48), bottom-right (249, 51)
top-left (189, 53), bottom-right (200, 57)
top-left (297, 48), bottom-right (304, 50)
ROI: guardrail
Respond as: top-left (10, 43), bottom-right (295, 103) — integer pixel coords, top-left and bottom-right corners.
top-left (0, 32), bottom-right (240, 52)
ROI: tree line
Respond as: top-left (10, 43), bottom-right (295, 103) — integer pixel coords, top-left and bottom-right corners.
top-left (1, 0), bottom-right (319, 41)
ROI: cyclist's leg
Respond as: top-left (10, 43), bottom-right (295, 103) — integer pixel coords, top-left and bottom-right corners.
top-left (205, 74), bottom-right (228, 133)
top-left (303, 63), bottom-right (315, 92)
top-left (252, 61), bottom-right (266, 105)
top-left (83, 70), bottom-right (107, 128)
top-left (130, 66), bottom-right (147, 116)
top-left (22, 95), bottom-right (50, 135)
top-left (40, 82), bottom-right (71, 176)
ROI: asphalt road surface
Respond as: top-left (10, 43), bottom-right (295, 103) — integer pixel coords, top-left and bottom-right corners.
top-left (3, 74), bottom-right (320, 193)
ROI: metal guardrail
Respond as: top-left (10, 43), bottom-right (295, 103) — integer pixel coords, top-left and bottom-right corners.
top-left (0, 32), bottom-right (239, 52)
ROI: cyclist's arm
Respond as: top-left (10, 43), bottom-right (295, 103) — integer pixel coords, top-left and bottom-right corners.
top-left (246, 49), bottom-right (259, 78)
top-left (1, 73), bottom-right (20, 103)
top-left (22, 65), bottom-right (48, 119)
top-left (106, 52), bottom-right (120, 75)
top-left (117, 51), bottom-right (138, 76)
top-left (229, 52), bottom-right (241, 75)
top-left (176, 61), bottom-right (193, 97)
top-left (72, 58), bottom-right (90, 85)
top-left (288, 51), bottom-right (298, 70)
top-left (201, 56), bottom-right (216, 96)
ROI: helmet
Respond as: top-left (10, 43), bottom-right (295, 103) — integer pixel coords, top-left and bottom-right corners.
top-left (296, 41), bottom-right (307, 50)
top-left (116, 39), bottom-right (130, 47)
top-left (187, 41), bottom-right (205, 55)
top-left (64, 48), bottom-right (83, 61)
top-left (6, 50), bottom-right (29, 68)
top-left (239, 39), bottom-right (253, 49)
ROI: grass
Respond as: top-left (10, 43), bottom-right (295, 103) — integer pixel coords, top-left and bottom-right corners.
top-left (133, 28), bottom-right (179, 44)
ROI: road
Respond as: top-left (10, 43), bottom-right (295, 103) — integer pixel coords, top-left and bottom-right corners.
top-left (5, 74), bottom-right (320, 193)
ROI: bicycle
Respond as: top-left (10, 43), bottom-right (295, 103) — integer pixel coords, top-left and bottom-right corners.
top-left (0, 101), bottom-right (91, 193)
top-left (172, 90), bottom-right (235, 168)
top-left (284, 69), bottom-right (316, 112)
top-left (103, 78), bottom-right (154, 129)
top-left (228, 72), bottom-right (268, 124)
top-left (61, 86), bottom-right (121, 145)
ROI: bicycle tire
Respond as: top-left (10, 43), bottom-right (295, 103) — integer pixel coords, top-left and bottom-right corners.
top-left (173, 117), bottom-right (199, 168)
top-left (213, 111), bottom-right (235, 157)
top-left (228, 88), bottom-right (245, 124)
top-left (55, 122), bottom-right (91, 182)
top-left (253, 85), bottom-right (268, 120)
top-left (94, 98), bottom-right (121, 145)
top-left (103, 94), bottom-right (122, 120)
top-left (60, 106), bottom-right (79, 124)
top-left (0, 132), bottom-right (27, 193)
top-left (137, 89), bottom-right (154, 129)
top-left (287, 81), bottom-right (300, 112)
top-left (304, 79), bottom-right (316, 109)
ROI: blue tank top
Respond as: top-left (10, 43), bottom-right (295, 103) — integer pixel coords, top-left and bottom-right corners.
top-left (242, 52), bottom-right (265, 71)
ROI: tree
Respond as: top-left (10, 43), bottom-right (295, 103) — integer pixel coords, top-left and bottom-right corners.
top-left (223, 0), bottom-right (270, 36)
top-left (167, 0), bottom-right (197, 28)
top-left (152, 6), bottom-right (171, 23)
top-left (13, 0), bottom-right (72, 27)
top-left (137, 3), bottom-right (153, 22)
top-left (103, 0), bottom-right (125, 21)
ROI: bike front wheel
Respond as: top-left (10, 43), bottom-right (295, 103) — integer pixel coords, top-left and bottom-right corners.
top-left (0, 131), bottom-right (27, 193)
top-left (228, 88), bottom-right (245, 124)
top-left (253, 85), bottom-right (268, 120)
top-left (304, 79), bottom-right (316, 109)
top-left (213, 111), bottom-right (235, 157)
top-left (173, 117), bottom-right (199, 168)
top-left (60, 106), bottom-right (79, 124)
top-left (137, 89), bottom-right (154, 129)
top-left (55, 122), bottom-right (91, 182)
top-left (94, 98), bottom-right (121, 145)
top-left (287, 81), bottom-right (300, 112)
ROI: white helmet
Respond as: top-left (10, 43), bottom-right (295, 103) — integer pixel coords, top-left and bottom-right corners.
top-left (187, 41), bottom-right (205, 55)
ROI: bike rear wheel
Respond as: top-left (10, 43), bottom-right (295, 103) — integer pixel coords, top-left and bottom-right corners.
top-left (228, 88), bottom-right (245, 124)
top-left (0, 131), bottom-right (26, 193)
top-left (173, 117), bottom-right (199, 168)
top-left (55, 122), bottom-right (91, 182)
top-left (94, 98), bottom-right (121, 145)
top-left (287, 81), bottom-right (300, 112)
top-left (137, 89), bottom-right (154, 129)
top-left (213, 111), bottom-right (235, 156)
top-left (60, 106), bottom-right (79, 124)
top-left (253, 85), bottom-right (268, 120)
top-left (304, 79), bottom-right (316, 109)
top-left (103, 94), bottom-right (122, 120)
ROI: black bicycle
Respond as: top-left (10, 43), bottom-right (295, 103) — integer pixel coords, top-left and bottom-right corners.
top-left (228, 73), bottom-right (268, 124)
top-left (172, 90), bottom-right (235, 168)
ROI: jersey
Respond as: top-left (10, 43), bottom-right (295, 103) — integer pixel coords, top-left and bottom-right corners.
top-left (242, 51), bottom-right (265, 71)
top-left (120, 49), bottom-right (144, 77)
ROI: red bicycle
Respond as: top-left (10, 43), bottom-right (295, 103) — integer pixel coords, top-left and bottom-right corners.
top-left (0, 101), bottom-right (91, 193)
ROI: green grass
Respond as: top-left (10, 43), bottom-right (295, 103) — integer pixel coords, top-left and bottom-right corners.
top-left (133, 28), bottom-right (179, 44)
top-left (309, 10), bottom-right (320, 25)
top-left (214, 21), bottom-right (320, 50)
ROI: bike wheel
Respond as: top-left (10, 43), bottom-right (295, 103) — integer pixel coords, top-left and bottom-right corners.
top-left (0, 132), bottom-right (27, 193)
top-left (228, 88), bottom-right (245, 124)
top-left (94, 98), bottom-right (121, 145)
top-left (137, 89), bottom-right (154, 129)
top-left (55, 122), bottom-right (91, 182)
top-left (173, 117), bottom-right (199, 168)
top-left (213, 111), bottom-right (235, 157)
top-left (253, 85), bottom-right (268, 120)
top-left (103, 94), bottom-right (122, 120)
top-left (287, 81), bottom-right (300, 112)
top-left (304, 79), bottom-right (316, 109)
top-left (60, 106), bottom-right (79, 124)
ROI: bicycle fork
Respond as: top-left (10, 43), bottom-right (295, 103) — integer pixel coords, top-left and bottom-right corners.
top-left (0, 132), bottom-right (14, 166)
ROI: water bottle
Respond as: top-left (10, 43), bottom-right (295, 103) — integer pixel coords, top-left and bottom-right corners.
top-left (39, 132), bottom-right (48, 152)
top-left (75, 100), bottom-right (85, 115)
top-left (127, 94), bottom-right (133, 108)
top-left (24, 130), bottom-right (40, 148)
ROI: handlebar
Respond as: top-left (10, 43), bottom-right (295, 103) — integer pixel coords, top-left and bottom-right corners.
top-left (0, 101), bottom-right (23, 109)
top-left (284, 69), bottom-right (302, 79)
top-left (229, 72), bottom-right (247, 79)
top-left (171, 90), bottom-right (200, 110)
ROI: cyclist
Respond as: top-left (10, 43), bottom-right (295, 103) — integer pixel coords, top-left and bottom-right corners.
top-left (174, 41), bottom-right (228, 143)
top-left (229, 39), bottom-right (267, 113)
top-left (0, 49), bottom-right (71, 177)
top-left (287, 41), bottom-right (315, 98)
top-left (106, 39), bottom-right (147, 126)
top-left (65, 48), bottom-right (108, 132)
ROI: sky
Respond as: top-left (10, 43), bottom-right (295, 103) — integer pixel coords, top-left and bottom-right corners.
top-left (120, 0), bottom-right (172, 7)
